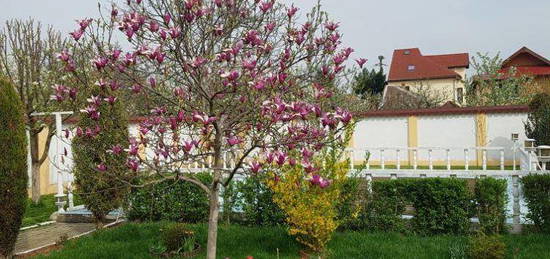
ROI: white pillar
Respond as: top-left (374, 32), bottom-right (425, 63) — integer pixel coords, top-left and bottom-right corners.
top-left (54, 113), bottom-right (66, 213)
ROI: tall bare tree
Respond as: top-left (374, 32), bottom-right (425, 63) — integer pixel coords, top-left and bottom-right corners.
top-left (0, 19), bottom-right (68, 203)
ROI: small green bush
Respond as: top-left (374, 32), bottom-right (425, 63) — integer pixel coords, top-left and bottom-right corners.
top-left (160, 223), bottom-right (195, 252)
top-left (474, 177), bottom-right (508, 234)
top-left (234, 175), bottom-right (286, 226)
top-left (126, 173), bottom-right (212, 223)
top-left (409, 178), bottom-right (471, 235)
top-left (336, 176), bottom-right (365, 230)
top-left (360, 179), bottom-right (410, 232)
top-left (468, 234), bottom-right (506, 259)
top-left (521, 174), bottom-right (550, 233)
top-left (0, 78), bottom-right (28, 258)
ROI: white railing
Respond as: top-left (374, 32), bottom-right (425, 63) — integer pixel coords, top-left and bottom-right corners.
top-left (346, 147), bottom-right (510, 172)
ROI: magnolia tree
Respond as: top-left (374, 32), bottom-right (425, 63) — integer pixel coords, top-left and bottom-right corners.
top-left (55, 0), bottom-right (361, 257)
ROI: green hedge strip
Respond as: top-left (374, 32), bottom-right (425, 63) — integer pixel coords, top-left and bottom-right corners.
top-left (522, 174), bottom-right (550, 233)
top-left (0, 78), bottom-right (28, 258)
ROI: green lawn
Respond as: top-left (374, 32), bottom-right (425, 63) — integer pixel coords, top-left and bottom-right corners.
top-left (22, 195), bottom-right (57, 227)
top-left (23, 194), bottom-right (82, 227)
top-left (33, 222), bottom-right (550, 259)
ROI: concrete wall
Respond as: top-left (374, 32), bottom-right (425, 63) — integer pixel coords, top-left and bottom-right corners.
top-left (352, 108), bottom-right (529, 166)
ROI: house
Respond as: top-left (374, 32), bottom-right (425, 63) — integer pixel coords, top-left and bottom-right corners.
top-left (500, 46), bottom-right (550, 94)
top-left (386, 48), bottom-right (469, 105)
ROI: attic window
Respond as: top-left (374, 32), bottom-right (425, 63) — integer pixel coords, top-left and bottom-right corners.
top-left (404, 50), bottom-right (411, 55)
top-left (407, 65), bottom-right (416, 71)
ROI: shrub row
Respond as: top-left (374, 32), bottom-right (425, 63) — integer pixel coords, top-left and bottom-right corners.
top-left (125, 173), bottom-right (212, 223)
top-left (126, 174), bottom-right (530, 235)
top-left (352, 177), bottom-right (509, 235)
top-left (522, 174), bottom-right (550, 233)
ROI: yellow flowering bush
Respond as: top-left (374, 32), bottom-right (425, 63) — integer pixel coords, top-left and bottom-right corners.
top-left (267, 144), bottom-right (352, 253)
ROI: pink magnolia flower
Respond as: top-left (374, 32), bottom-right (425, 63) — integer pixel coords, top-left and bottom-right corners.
top-left (191, 56), bottom-right (207, 68)
top-left (108, 145), bottom-right (124, 155)
top-left (159, 29), bottom-right (167, 40)
top-left (265, 22), bottom-right (276, 32)
top-left (127, 159), bottom-right (139, 171)
top-left (104, 96), bottom-right (117, 105)
top-left (324, 22), bottom-right (339, 31)
top-left (131, 84), bottom-right (143, 93)
top-left (169, 27), bottom-right (181, 39)
top-left (57, 50), bottom-right (71, 62)
top-left (276, 152), bottom-right (287, 166)
top-left (149, 21), bottom-right (160, 32)
top-left (97, 163), bottom-right (107, 172)
top-left (221, 70), bottom-right (240, 81)
top-left (78, 18), bottom-right (93, 30)
top-left (69, 29), bottom-right (84, 41)
top-left (183, 140), bottom-right (196, 153)
top-left (287, 5), bottom-right (298, 18)
top-left (227, 136), bottom-right (242, 146)
top-left (149, 77), bottom-right (157, 88)
top-left (76, 127), bottom-right (83, 137)
top-left (92, 56), bottom-right (109, 70)
top-left (355, 58), bottom-right (368, 68)
top-left (127, 144), bottom-right (139, 156)
top-left (163, 13), bottom-right (171, 24)
top-left (259, 1), bottom-right (273, 13)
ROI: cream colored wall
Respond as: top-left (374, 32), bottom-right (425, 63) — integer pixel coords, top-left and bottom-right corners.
top-left (387, 77), bottom-right (465, 104)
top-left (27, 126), bottom-right (58, 196)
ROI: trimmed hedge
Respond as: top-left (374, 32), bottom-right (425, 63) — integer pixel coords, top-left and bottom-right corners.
top-left (126, 173), bottom-right (212, 223)
top-left (361, 179), bottom-right (410, 232)
top-left (408, 178), bottom-right (472, 235)
top-left (0, 78), bottom-right (28, 258)
top-left (233, 176), bottom-right (286, 226)
top-left (474, 177), bottom-right (508, 234)
top-left (72, 88), bottom-right (130, 225)
top-left (522, 174), bottom-right (550, 233)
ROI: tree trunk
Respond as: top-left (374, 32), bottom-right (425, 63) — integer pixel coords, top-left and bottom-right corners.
top-left (206, 184), bottom-right (220, 259)
top-left (30, 134), bottom-right (41, 204)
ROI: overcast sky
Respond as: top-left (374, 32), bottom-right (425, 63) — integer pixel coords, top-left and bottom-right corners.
top-left (1, 0), bottom-right (549, 72)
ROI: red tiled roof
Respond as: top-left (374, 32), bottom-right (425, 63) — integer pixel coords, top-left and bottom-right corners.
top-left (502, 47), bottom-right (550, 68)
top-left (354, 105), bottom-right (529, 118)
top-left (498, 66), bottom-right (550, 77)
top-left (388, 48), bottom-right (469, 82)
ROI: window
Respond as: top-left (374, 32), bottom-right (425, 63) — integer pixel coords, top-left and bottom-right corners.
top-left (456, 88), bottom-right (464, 104)
top-left (407, 65), bottom-right (415, 71)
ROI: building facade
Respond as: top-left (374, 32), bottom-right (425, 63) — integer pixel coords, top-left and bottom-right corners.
top-left (387, 48), bottom-right (469, 105)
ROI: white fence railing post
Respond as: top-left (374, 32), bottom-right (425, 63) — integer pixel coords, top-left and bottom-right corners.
top-left (482, 149), bottom-right (487, 171)
top-left (464, 149), bottom-right (469, 171)
top-left (396, 149), bottom-right (401, 171)
top-left (512, 174), bottom-right (522, 233)
top-left (380, 149), bottom-right (385, 170)
top-left (500, 149), bottom-right (505, 171)
top-left (428, 149), bottom-right (433, 171)
top-left (413, 149), bottom-right (418, 170)
top-left (446, 149), bottom-right (451, 171)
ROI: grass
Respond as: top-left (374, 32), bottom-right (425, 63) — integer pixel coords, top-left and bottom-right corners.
top-left (33, 222), bottom-right (550, 259)
top-left (22, 194), bottom-right (57, 227)
top-left (22, 194), bottom-right (82, 227)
